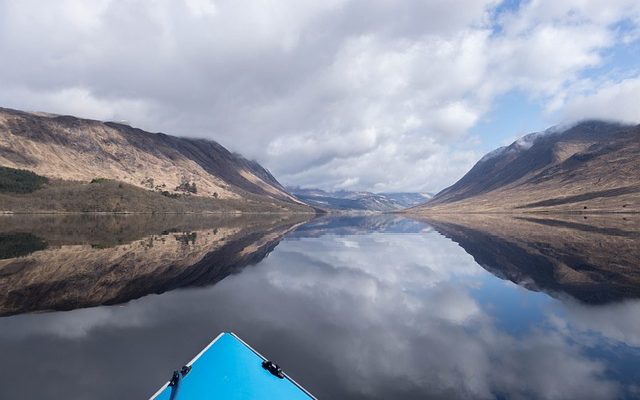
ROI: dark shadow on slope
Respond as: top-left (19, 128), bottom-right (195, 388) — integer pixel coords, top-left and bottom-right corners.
top-left (516, 186), bottom-right (640, 209)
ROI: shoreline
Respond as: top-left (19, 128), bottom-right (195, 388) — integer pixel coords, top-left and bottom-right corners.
top-left (0, 210), bottom-right (319, 216)
top-left (402, 210), bottom-right (640, 215)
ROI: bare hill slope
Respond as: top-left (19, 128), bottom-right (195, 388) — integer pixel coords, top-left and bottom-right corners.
top-left (410, 121), bottom-right (640, 213)
top-left (0, 107), bottom-right (308, 212)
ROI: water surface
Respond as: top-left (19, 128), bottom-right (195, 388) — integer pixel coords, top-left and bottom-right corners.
top-left (0, 214), bottom-right (639, 399)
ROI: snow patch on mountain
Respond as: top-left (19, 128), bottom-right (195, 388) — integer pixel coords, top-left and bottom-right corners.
top-left (479, 125), bottom-right (566, 163)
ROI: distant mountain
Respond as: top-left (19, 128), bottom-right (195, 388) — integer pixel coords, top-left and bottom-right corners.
top-left (0, 107), bottom-right (311, 213)
top-left (289, 187), bottom-right (431, 212)
top-left (410, 121), bottom-right (640, 213)
top-left (379, 192), bottom-right (433, 207)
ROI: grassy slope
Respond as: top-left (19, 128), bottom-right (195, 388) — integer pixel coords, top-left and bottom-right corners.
top-left (0, 178), bottom-right (312, 213)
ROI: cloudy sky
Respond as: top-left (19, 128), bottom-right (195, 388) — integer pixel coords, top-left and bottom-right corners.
top-left (0, 0), bottom-right (639, 192)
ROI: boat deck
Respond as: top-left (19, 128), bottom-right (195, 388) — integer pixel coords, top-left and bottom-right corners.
top-left (150, 332), bottom-right (315, 400)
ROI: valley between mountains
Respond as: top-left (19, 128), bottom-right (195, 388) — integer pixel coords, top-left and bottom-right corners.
top-left (0, 107), bottom-right (638, 214)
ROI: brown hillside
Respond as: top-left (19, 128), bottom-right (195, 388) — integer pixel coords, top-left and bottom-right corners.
top-left (0, 107), bottom-right (306, 210)
top-left (409, 121), bottom-right (640, 213)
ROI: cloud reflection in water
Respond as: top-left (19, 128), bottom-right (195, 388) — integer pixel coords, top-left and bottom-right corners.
top-left (0, 217), bottom-right (638, 399)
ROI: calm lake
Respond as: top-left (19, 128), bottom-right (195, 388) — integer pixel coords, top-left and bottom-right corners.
top-left (0, 213), bottom-right (639, 399)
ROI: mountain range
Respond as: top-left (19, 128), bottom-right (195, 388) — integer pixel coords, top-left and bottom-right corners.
top-left (289, 187), bottom-right (431, 212)
top-left (410, 121), bottom-right (640, 213)
top-left (1, 107), bottom-right (638, 215)
top-left (0, 107), bottom-right (311, 213)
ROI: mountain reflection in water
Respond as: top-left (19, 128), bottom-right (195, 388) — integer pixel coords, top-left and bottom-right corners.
top-left (0, 214), bottom-right (309, 316)
top-left (0, 214), bottom-right (638, 399)
top-left (419, 213), bottom-right (640, 304)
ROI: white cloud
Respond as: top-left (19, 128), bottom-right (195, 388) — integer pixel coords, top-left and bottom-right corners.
top-left (184, 0), bottom-right (217, 16)
top-left (0, 0), bottom-right (638, 192)
top-left (558, 77), bottom-right (640, 123)
top-left (2, 86), bottom-right (154, 123)
top-left (559, 298), bottom-right (640, 347)
top-left (491, 24), bottom-right (612, 94)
